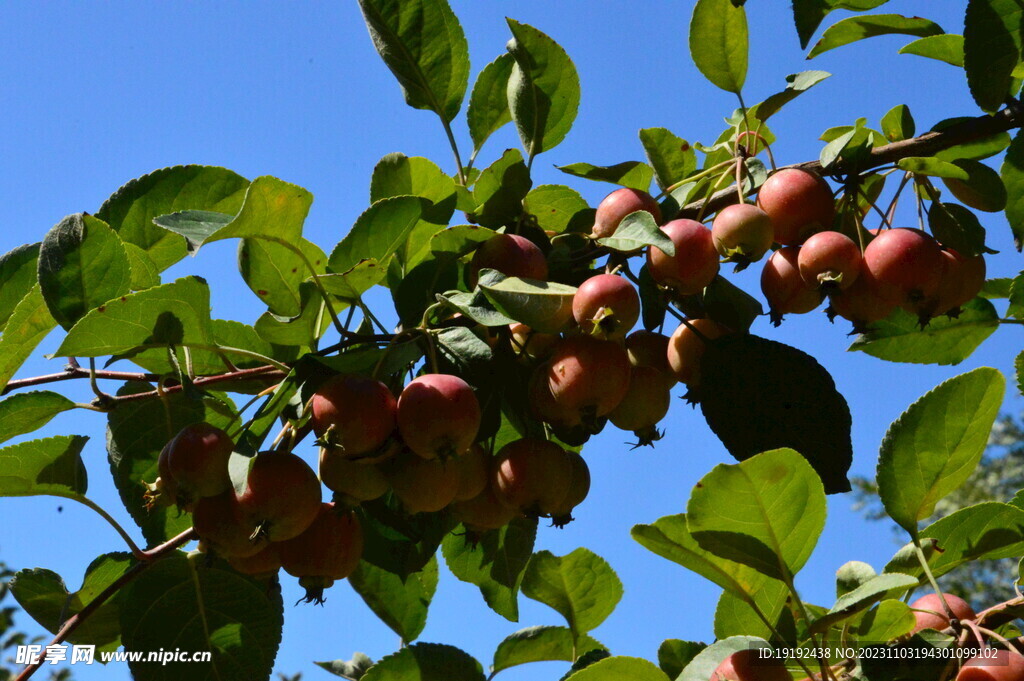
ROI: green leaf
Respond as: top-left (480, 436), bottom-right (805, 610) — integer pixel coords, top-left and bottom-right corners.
top-left (791, 0), bottom-right (891, 49)
top-left (899, 34), bottom-right (965, 67)
top-left (349, 558), bottom-right (438, 644)
top-left (10, 553), bottom-right (131, 650)
top-left (151, 210), bottom-right (233, 250)
top-left (928, 202), bottom-right (989, 257)
top-left (363, 643), bottom-right (484, 681)
top-left (0, 391), bottom-right (75, 446)
top-left (53, 276), bottom-right (214, 359)
top-left (810, 573), bottom-right (918, 633)
top-left (687, 449), bottom-right (826, 580)
top-left (849, 298), bottom-right (1000, 365)
top-left (0, 435), bottom-right (87, 498)
top-left (701, 276), bottom-right (764, 333)
top-left (713, 581), bottom-right (791, 640)
top-left (555, 161), bottom-right (653, 192)
top-left (0, 243), bottom-right (40, 333)
top-left (749, 71), bottom-right (832, 123)
top-left (394, 258), bottom-right (459, 327)
top-left (356, 0), bottom-right (469, 123)
top-left (431, 225), bottom-right (495, 257)
top-left (885, 502), bottom-right (1024, 580)
top-left (317, 260), bottom-right (387, 301)
top-left (876, 367), bottom-right (1005, 536)
top-left (936, 118), bottom-right (1011, 162)
top-left (239, 238), bottom-right (328, 317)
top-left (477, 269), bottom-right (575, 334)
top-left (437, 290), bottom-right (516, 327)
top-left (492, 626), bottom-right (605, 674)
top-left (38, 214), bottom-right (133, 331)
top-left (819, 128), bottom-right (858, 170)
top-left (638, 265), bottom-right (668, 331)
top-left (857, 599), bottom-right (916, 642)
top-left (120, 552), bottom-right (283, 681)
top-left (964, 0), bottom-right (1024, 112)
top-left (896, 157), bottom-right (969, 180)
top-left (316, 653), bottom-right (375, 680)
top-left (1018, 350), bottom-right (1024, 396)
top-left (442, 517), bottom-right (536, 622)
top-left (471, 148), bottom-right (532, 228)
top-left (522, 185), bottom-right (593, 234)
top-left (639, 128), bottom-right (697, 191)
top-left (565, 656), bottom-right (669, 681)
top-left (254, 281), bottom-right (334, 349)
top-left (123, 243), bottom-right (162, 291)
top-left (657, 640), bottom-right (706, 681)
top-left (329, 196), bottom-right (427, 274)
top-left (434, 326), bottom-right (493, 377)
top-left (837, 561), bottom-right (877, 598)
top-left (881, 104), bottom-right (916, 142)
top-left (107, 383), bottom-right (235, 545)
top-left (688, 0), bottom-right (748, 94)
top-left (96, 165), bottom-right (249, 271)
top-left (697, 335), bottom-right (853, 494)
top-left (596, 212), bottom-right (674, 254)
top-left (521, 548), bottom-right (623, 636)
top-left (808, 14), bottom-right (943, 59)
top-left (370, 153), bottom-right (457, 226)
top-left (942, 159), bottom-right (1008, 213)
top-left (505, 19), bottom-right (581, 159)
top-left (981, 277), bottom-right (1013, 299)
top-left (468, 54), bottom-right (515, 153)
top-left (1002, 130), bottom-right (1024, 250)
top-left (678, 637), bottom-right (771, 681)
top-left (0, 286), bottom-right (57, 391)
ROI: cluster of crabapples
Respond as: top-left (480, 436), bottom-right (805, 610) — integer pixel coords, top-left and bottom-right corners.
top-left (596, 167), bottom-right (986, 337)
top-left (709, 592), bottom-right (1023, 681)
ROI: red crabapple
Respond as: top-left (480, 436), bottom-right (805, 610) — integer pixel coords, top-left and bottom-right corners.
top-left (572, 273), bottom-right (640, 340)
top-left (712, 204), bottom-right (774, 269)
top-left (757, 168), bottom-right (835, 246)
top-left (646, 219), bottom-right (720, 295)
top-left (397, 374), bottom-right (481, 460)
top-left (310, 374), bottom-right (397, 459)
top-left (592, 187), bottom-right (662, 239)
top-left (467, 233), bottom-right (548, 288)
top-left (761, 247), bottom-right (824, 326)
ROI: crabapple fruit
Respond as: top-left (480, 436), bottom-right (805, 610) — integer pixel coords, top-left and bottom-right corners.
top-left (710, 650), bottom-right (791, 681)
top-left (932, 248), bottom-right (986, 316)
top-left (572, 273), bottom-right (640, 340)
top-left (227, 543), bottom-right (282, 579)
top-left (279, 503), bottom-right (363, 604)
top-left (797, 231), bottom-right (862, 290)
top-left (757, 168), bottom-right (835, 245)
top-left (547, 335), bottom-right (631, 422)
top-left (592, 187), bottom-right (662, 239)
top-left (318, 450), bottom-right (389, 505)
top-left (397, 374), bottom-right (481, 460)
top-left (382, 449), bottom-right (460, 514)
top-left (608, 365), bottom-right (672, 446)
top-left (624, 330), bottom-right (675, 380)
top-left (549, 450), bottom-right (590, 527)
top-left (454, 482), bottom-right (518, 532)
top-left (909, 592), bottom-right (976, 633)
top-left (166, 422), bottom-right (234, 507)
top-left (826, 269), bottom-right (895, 332)
top-left (510, 323), bottom-right (558, 361)
top-left (193, 491), bottom-right (264, 559)
top-left (311, 374), bottom-right (397, 459)
top-left (862, 228), bottom-right (944, 310)
top-left (957, 648), bottom-right (1024, 681)
top-left (667, 318), bottom-right (728, 386)
top-left (646, 219), bottom-right (720, 295)
top-left (761, 246), bottom-right (824, 326)
top-left (454, 444), bottom-right (490, 501)
top-left (712, 203), bottom-right (774, 268)
top-left (494, 438), bottom-right (574, 517)
top-left (467, 233), bottom-right (548, 288)
top-left (529, 366), bottom-right (583, 429)
top-left (237, 450), bottom-right (322, 543)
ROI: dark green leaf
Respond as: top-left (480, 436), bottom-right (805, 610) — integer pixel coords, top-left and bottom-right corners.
top-left (713, 581), bottom-right (791, 640)
top-left (238, 238), bottom-right (328, 317)
top-left (394, 258), bottom-right (459, 327)
top-left (858, 599), bottom-right (916, 642)
top-left (151, 210), bottom-right (233, 252)
top-left (317, 260), bottom-right (387, 301)
top-left (1002, 130), bottom-right (1024, 250)
top-left (880, 104), bottom-right (915, 142)
top-left (555, 161), bottom-right (653, 192)
top-left (810, 573), bottom-right (918, 633)
top-left (10, 553), bottom-right (131, 650)
top-left (0, 391), bottom-right (75, 446)
top-left (964, 0), bottom-right (1024, 112)
top-left (750, 71), bottom-right (832, 123)
top-left (522, 548), bottom-right (623, 636)
top-left (0, 243), bottom-right (40, 333)
top-left (431, 225), bottom-right (495, 257)
top-left (522, 185), bottom-right (592, 234)
top-left (689, 0), bottom-right (748, 94)
top-left (316, 653), bottom-right (375, 680)
top-left (356, 0), bottom-right (469, 123)
top-left (876, 367), bottom-right (1004, 536)
top-left (899, 34), bottom-right (965, 67)
top-left (477, 269), bottom-right (575, 334)
top-left (657, 640), bottom-right (706, 681)
top-left (596, 212), bottom-right (674, 254)
top-left (896, 157), bottom-right (969, 180)
top-left (362, 643), bottom-right (484, 681)
top-left (505, 19), bottom-right (581, 158)
top-left (0, 286), bottom-right (57, 391)
top-left (928, 202), bottom-right (988, 257)
top-left (638, 265), bottom-right (668, 331)
top-left (639, 128), bottom-right (696, 190)
top-left (565, 656), bottom-right (670, 681)
top-left (254, 281), bottom-right (334, 349)
top-left (791, 0), bottom-right (891, 49)
top-left (437, 290), bottom-right (516, 327)
top-left (442, 517), bottom-right (536, 622)
top-left (123, 243), bottom-right (162, 291)
top-left (697, 334), bottom-right (853, 494)
top-left (0, 435), bottom-right (88, 498)
top-left (492, 626), bottom-right (605, 674)
top-left (849, 298), bottom-right (999, 365)
top-left (38, 214), bottom-right (132, 331)
top-left (1018, 350), bottom-right (1024, 396)
top-left (471, 149), bottom-right (532, 228)
top-left (701, 276), bottom-right (763, 332)
top-left (435, 326), bottom-right (493, 376)
top-left (468, 54), bottom-right (515, 153)
top-left (942, 159), bottom-right (1008, 212)
top-left (96, 165), bottom-right (249, 271)
top-left (120, 552), bottom-right (283, 681)
top-left (329, 196), bottom-right (427, 274)
top-left (370, 153), bottom-right (457, 227)
top-left (349, 558), bottom-right (438, 643)
top-left (808, 14), bottom-right (943, 59)
top-left (936, 118), bottom-right (1011, 161)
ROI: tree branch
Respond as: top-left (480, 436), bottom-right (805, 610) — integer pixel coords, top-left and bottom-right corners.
top-left (676, 103), bottom-right (1024, 220)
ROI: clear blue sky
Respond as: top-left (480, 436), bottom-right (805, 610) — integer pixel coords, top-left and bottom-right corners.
top-left (0, 2), bottom-right (1019, 679)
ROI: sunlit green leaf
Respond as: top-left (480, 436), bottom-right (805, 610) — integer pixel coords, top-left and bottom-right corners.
top-left (689, 0), bottom-right (748, 94)
top-left (899, 34), bottom-right (964, 67)
top-left (468, 54), bottom-right (515, 153)
top-left (808, 14), bottom-right (943, 59)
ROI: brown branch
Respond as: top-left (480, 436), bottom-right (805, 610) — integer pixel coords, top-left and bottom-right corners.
top-left (14, 527), bottom-right (197, 681)
top-left (676, 102), bottom-right (1024, 220)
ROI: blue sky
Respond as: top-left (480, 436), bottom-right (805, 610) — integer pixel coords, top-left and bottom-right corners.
top-left (0, 2), bottom-right (1020, 679)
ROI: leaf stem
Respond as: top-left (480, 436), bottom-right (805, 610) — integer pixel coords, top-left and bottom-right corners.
top-left (441, 117), bottom-right (467, 184)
